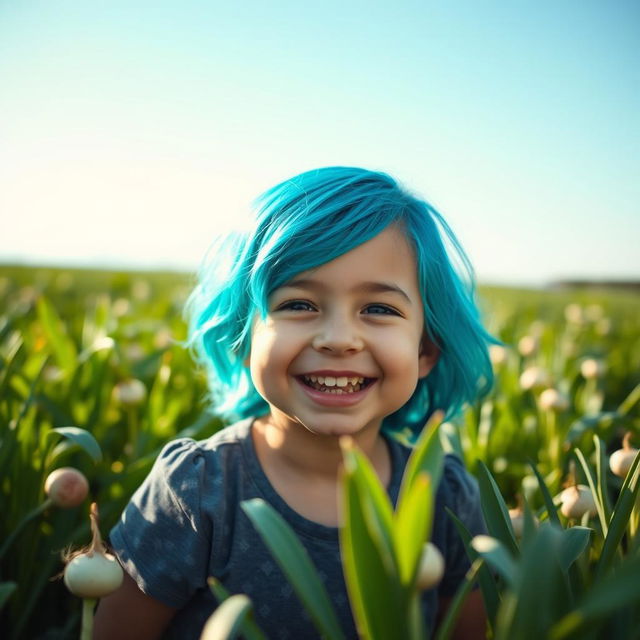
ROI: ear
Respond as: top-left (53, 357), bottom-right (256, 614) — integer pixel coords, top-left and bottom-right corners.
top-left (418, 337), bottom-right (440, 379)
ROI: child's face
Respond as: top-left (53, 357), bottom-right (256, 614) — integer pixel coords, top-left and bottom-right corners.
top-left (248, 225), bottom-right (438, 439)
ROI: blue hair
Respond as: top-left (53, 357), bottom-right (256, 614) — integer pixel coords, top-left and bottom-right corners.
top-left (186, 166), bottom-right (495, 436)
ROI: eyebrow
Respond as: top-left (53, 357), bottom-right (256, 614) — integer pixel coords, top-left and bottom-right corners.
top-left (281, 278), bottom-right (413, 304)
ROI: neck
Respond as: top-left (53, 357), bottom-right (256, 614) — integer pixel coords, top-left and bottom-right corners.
top-left (251, 414), bottom-right (391, 527)
top-left (252, 414), bottom-right (388, 482)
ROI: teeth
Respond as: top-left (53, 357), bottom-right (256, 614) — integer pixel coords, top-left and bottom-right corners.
top-left (302, 374), bottom-right (368, 394)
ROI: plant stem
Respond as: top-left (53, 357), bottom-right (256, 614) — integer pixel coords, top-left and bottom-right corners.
top-left (81, 598), bottom-right (96, 640)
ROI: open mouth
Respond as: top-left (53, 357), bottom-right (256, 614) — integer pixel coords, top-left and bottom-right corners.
top-left (299, 374), bottom-right (375, 395)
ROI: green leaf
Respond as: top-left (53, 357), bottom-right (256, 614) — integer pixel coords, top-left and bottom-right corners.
top-left (446, 508), bottom-right (500, 628)
top-left (241, 499), bottom-right (345, 640)
top-left (594, 435), bottom-right (613, 520)
top-left (557, 527), bottom-right (591, 574)
top-left (397, 411), bottom-right (445, 513)
top-left (51, 426), bottom-right (103, 463)
top-left (36, 296), bottom-right (77, 373)
top-left (394, 472), bottom-right (433, 585)
top-left (617, 382), bottom-right (640, 416)
top-left (527, 459), bottom-right (562, 526)
top-left (0, 582), bottom-right (17, 610)
top-left (341, 440), bottom-right (397, 578)
top-left (574, 448), bottom-right (608, 535)
top-left (207, 579), bottom-right (267, 640)
top-left (200, 593), bottom-right (254, 640)
top-left (495, 524), bottom-right (572, 640)
top-left (551, 553), bottom-right (640, 639)
top-left (476, 461), bottom-right (519, 557)
top-left (596, 447), bottom-right (640, 579)
top-left (434, 559), bottom-right (484, 640)
top-left (341, 468), bottom-right (408, 639)
top-left (520, 498), bottom-right (539, 546)
top-left (471, 535), bottom-right (518, 588)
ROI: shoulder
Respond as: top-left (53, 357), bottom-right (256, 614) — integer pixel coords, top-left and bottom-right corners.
top-left (154, 418), bottom-right (252, 474)
top-left (126, 419), bottom-right (254, 529)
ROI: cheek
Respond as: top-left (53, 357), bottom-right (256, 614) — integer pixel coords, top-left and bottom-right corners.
top-left (247, 325), bottom-right (291, 391)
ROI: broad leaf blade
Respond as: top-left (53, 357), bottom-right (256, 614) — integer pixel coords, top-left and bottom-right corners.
top-left (551, 553), bottom-right (640, 639)
top-left (207, 579), bottom-right (267, 640)
top-left (498, 524), bottom-right (572, 640)
top-left (527, 459), bottom-right (561, 526)
top-left (36, 296), bottom-right (77, 373)
top-left (241, 499), bottom-right (345, 640)
top-left (397, 411), bottom-right (445, 512)
top-left (0, 582), bottom-right (17, 611)
top-left (341, 439), bottom-right (397, 577)
top-left (200, 594), bottom-right (254, 640)
top-left (394, 472), bottom-right (433, 585)
top-left (574, 448), bottom-right (607, 535)
top-left (447, 508), bottom-right (500, 628)
top-left (476, 461), bottom-right (519, 557)
top-left (51, 426), bottom-right (103, 463)
top-left (557, 526), bottom-right (591, 574)
top-left (596, 448), bottom-right (640, 578)
top-left (341, 469), bottom-right (407, 639)
top-left (471, 535), bottom-right (518, 589)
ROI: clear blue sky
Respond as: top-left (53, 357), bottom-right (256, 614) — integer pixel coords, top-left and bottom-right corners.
top-left (1, 1), bottom-right (638, 285)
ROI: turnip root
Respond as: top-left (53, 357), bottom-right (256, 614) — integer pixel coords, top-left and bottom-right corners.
top-left (559, 484), bottom-right (597, 519)
top-left (63, 503), bottom-right (123, 640)
top-left (609, 432), bottom-right (639, 479)
top-left (416, 542), bottom-right (444, 590)
top-left (45, 467), bottom-right (89, 508)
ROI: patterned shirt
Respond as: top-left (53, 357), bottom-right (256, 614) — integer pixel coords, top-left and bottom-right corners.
top-left (110, 418), bottom-right (486, 639)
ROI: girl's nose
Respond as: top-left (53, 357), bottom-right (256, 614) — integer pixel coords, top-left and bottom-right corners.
top-left (311, 317), bottom-right (364, 354)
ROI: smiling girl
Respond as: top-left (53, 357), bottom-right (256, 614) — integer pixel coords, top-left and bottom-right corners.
top-left (95, 167), bottom-right (494, 639)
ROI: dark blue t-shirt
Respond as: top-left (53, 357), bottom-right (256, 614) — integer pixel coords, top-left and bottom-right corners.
top-left (110, 418), bottom-right (486, 639)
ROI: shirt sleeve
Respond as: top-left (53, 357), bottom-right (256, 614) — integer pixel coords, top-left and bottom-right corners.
top-left (437, 455), bottom-right (487, 597)
top-left (109, 438), bottom-right (212, 607)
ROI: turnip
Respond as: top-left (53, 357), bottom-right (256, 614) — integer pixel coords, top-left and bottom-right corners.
top-left (63, 503), bottom-right (123, 639)
top-left (489, 344), bottom-right (508, 366)
top-left (416, 542), bottom-right (444, 590)
top-left (538, 388), bottom-right (569, 412)
top-left (45, 467), bottom-right (89, 508)
top-left (519, 367), bottom-right (550, 391)
top-left (508, 505), bottom-right (538, 539)
top-left (580, 358), bottom-right (605, 380)
top-left (559, 484), bottom-right (597, 520)
top-left (0, 467), bottom-right (89, 561)
top-left (112, 378), bottom-right (147, 406)
top-left (517, 335), bottom-right (538, 357)
top-left (609, 432), bottom-right (639, 479)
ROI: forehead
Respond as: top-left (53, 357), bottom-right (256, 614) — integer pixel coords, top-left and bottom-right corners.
top-left (280, 225), bottom-right (421, 297)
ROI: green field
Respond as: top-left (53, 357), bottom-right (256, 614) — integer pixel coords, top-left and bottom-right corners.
top-left (0, 264), bottom-right (639, 639)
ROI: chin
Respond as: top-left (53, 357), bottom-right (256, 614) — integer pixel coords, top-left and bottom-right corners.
top-left (296, 417), bottom-right (379, 439)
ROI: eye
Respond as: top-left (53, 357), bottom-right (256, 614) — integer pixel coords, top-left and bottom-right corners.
top-left (276, 299), bottom-right (317, 312)
top-left (362, 303), bottom-right (401, 316)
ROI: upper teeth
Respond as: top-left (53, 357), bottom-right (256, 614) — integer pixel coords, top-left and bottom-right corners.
top-left (304, 375), bottom-right (365, 387)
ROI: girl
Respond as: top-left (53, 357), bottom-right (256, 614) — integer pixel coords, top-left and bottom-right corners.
top-left (95, 167), bottom-right (493, 639)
